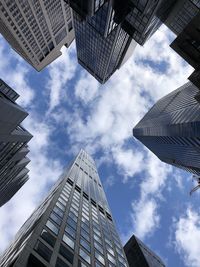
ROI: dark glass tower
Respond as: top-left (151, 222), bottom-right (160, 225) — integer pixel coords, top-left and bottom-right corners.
top-left (71, 1), bottom-right (136, 84)
top-left (0, 149), bottom-right (129, 267)
top-left (0, 79), bottom-right (32, 207)
top-left (68, 0), bottom-right (180, 83)
top-left (133, 82), bottom-right (200, 175)
top-left (124, 234), bottom-right (165, 267)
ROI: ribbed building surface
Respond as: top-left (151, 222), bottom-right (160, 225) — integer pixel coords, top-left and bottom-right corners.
top-left (0, 149), bottom-right (129, 267)
top-left (124, 234), bottom-right (165, 267)
top-left (133, 82), bottom-right (200, 175)
top-left (0, 0), bottom-right (74, 71)
top-left (0, 79), bottom-right (32, 207)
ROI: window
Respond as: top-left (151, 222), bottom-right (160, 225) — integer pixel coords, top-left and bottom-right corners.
top-left (59, 244), bottom-right (74, 264)
top-left (63, 234), bottom-right (75, 249)
top-left (94, 241), bottom-right (104, 254)
top-left (79, 249), bottom-right (91, 264)
top-left (46, 220), bottom-right (59, 235)
top-left (40, 229), bottom-right (56, 247)
top-left (34, 240), bottom-right (52, 262)
top-left (56, 201), bottom-right (65, 211)
top-left (107, 253), bottom-right (116, 265)
top-left (27, 254), bottom-right (46, 267)
top-left (50, 212), bottom-right (62, 226)
top-left (95, 251), bottom-right (105, 265)
top-left (68, 211), bottom-right (78, 222)
top-left (80, 238), bottom-right (90, 252)
top-left (81, 229), bottom-right (90, 242)
top-left (67, 217), bottom-right (77, 230)
top-left (56, 257), bottom-right (70, 267)
top-left (81, 222), bottom-right (90, 233)
top-left (65, 224), bottom-right (76, 238)
top-left (53, 206), bottom-right (64, 218)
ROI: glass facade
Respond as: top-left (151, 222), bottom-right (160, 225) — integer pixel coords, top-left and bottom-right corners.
top-left (133, 82), bottom-right (200, 175)
top-left (0, 149), bottom-right (129, 267)
top-left (124, 234), bottom-right (165, 267)
top-left (0, 79), bottom-right (32, 207)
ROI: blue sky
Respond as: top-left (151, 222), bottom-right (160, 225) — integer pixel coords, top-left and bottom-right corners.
top-left (0, 25), bottom-right (200, 267)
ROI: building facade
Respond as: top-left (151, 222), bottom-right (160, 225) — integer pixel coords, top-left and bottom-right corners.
top-left (0, 0), bottom-right (74, 71)
top-left (124, 234), bottom-right (165, 267)
top-left (0, 79), bottom-right (32, 207)
top-left (133, 82), bottom-right (200, 175)
top-left (70, 0), bottom-right (137, 84)
top-left (0, 149), bottom-right (129, 267)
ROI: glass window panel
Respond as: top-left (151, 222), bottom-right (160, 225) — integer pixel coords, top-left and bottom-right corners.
top-left (94, 241), bottom-right (104, 254)
top-left (108, 253), bottom-right (116, 264)
top-left (95, 251), bottom-right (105, 265)
top-left (80, 238), bottom-right (90, 252)
top-left (56, 257), bottom-right (70, 267)
top-left (46, 220), bottom-right (59, 235)
top-left (81, 229), bottom-right (90, 242)
top-left (59, 244), bottom-right (74, 264)
top-left (63, 234), bottom-right (75, 250)
top-left (65, 224), bottom-right (76, 238)
top-left (40, 229), bottom-right (56, 247)
top-left (56, 201), bottom-right (65, 211)
top-left (67, 217), bottom-right (77, 230)
top-left (50, 212), bottom-right (62, 226)
top-left (68, 211), bottom-right (78, 222)
top-left (34, 240), bottom-right (52, 262)
top-left (79, 249), bottom-right (91, 264)
top-left (53, 206), bottom-right (64, 218)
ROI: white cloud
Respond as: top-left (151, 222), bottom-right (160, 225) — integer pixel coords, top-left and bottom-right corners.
top-left (0, 114), bottom-right (63, 253)
top-left (131, 198), bottom-right (160, 239)
top-left (46, 43), bottom-right (77, 112)
top-left (0, 37), bottom-right (34, 107)
top-left (173, 208), bottom-right (200, 267)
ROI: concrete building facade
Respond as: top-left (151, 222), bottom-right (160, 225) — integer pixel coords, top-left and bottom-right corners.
top-left (0, 0), bottom-right (75, 71)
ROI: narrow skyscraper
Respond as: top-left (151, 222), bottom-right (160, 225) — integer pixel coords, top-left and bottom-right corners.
top-left (133, 82), bottom-right (200, 175)
top-left (0, 149), bottom-right (128, 267)
top-left (0, 79), bottom-right (32, 207)
top-left (0, 0), bottom-right (74, 71)
top-left (124, 234), bottom-right (165, 267)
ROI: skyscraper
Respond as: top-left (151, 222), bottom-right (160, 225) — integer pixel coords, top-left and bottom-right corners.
top-left (0, 79), bottom-right (32, 207)
top-left (0, 0), bottom-right (74, 71)
top-left (133, 82), bottom-right (200, 175)
top-left (70, 0), bottom-right (137, 84)
top-left (0, 149), bottom-right (129, 267)
top-left (124, 234), bottom-right (165, 267)
top-left (170, 11), bottom-right (200, 90)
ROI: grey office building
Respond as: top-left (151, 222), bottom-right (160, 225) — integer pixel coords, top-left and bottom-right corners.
top-left (124, 234), bottom-right (165, 267)
top-left (0, 149), bottom-right (129, 267)
top-left (0, 79), bottom-right (32, 207)
top-left (133, 82), bottom-right (200, 175)
top-left (0, 0), bottom-right (74, 71)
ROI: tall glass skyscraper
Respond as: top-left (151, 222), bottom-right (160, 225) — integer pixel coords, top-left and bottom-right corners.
top-left (0, 79), bottom-right (32, 207)
top-left (0, 149), bottom-right (129, 267)
top-left (133, 82), bottom-right (200, 175)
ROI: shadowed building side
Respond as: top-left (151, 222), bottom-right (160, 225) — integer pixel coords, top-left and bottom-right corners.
top-left (124, 234), bottom-right (165, 267)
top-left (0, 79), bottom-right (32, 207)
top-left (133, 82), bottom-right (200, 176)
